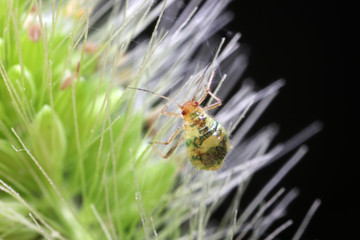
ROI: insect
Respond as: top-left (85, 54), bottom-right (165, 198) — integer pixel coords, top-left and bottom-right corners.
top-left (129, 68), bottom-right (231, 170)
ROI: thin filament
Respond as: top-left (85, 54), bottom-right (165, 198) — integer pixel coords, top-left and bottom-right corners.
top-left (192, 64), bottom-right (212, 101)
top-left (128, 87), bottom-right (182, 109)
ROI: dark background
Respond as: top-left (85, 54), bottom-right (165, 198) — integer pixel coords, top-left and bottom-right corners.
top-left (120, 0), bottom-right (349, 238)
top-left (225, 0), bottom-right (349, 239)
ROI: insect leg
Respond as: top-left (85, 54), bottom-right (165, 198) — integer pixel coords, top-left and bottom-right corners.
top-left (151, 125), bottom-right (183, 145)
top-left (151, 126), bottom-right (184, 158)
top-left (203, 91), bottom-right (222, 110)
top-left (163, 135), bottom-right (185, 159)
top-left (152, 135), bottom-right (185, 159)
top-left (161, 104), bottom-right (182, 118)
top-left (197, 70), bottom-right (216, 105)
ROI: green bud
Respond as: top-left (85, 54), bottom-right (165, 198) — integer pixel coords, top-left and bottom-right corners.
top-left (29, 105), bottom-right (67, 180)
top-left (0, 139), bottom-right (18, 168)
top-left (0, 102), bottom-right (7, 125)
top-left (6, 64), bottom-right (37, 101)
top-left (86, 88), bottom-right (124, 120)
top-left (138, 160), bottom-right (176, 205)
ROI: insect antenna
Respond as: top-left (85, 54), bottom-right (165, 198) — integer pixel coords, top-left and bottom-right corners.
top-left (128, 87), bottom-right (182, 109)
top-left (192, 63), bottom-right (212, 101)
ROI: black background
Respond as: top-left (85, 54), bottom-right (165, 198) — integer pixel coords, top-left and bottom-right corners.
top-left (225, 0), bottom-right (349, 239)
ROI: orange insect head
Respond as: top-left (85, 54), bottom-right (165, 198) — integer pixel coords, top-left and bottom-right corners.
top-left (181, 101), bottom-right (199, 116)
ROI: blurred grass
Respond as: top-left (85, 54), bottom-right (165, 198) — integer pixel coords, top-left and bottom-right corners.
top-left (0, 1), bottom-right (177, 239)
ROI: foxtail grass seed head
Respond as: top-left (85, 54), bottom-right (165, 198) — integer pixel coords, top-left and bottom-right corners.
top-left (0, 0), bottom-right (321, 239)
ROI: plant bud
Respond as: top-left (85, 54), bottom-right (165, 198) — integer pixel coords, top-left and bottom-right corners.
top-left (29, 105), bottom-right (67, 179)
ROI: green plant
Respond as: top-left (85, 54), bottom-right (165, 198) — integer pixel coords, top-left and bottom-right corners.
top-left (0, 1), bottom-right (321, 239)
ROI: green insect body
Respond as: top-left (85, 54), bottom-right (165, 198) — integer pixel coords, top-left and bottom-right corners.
top-left (184, 108), bottom-right (231, 170)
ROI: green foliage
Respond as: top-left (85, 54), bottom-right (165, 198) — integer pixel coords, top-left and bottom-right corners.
top-left (0, 1), bottom-right (177, 239)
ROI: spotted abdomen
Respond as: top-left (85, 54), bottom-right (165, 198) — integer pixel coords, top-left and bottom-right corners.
top-left (184, 113), bottom-right (231, 170)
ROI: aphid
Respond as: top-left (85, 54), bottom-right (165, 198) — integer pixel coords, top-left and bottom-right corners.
top-left (129, 69), bottom-right (231, 171)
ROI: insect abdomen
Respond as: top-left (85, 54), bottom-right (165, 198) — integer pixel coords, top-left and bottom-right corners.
top-left (184, 113), bottom-right (231, 170)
